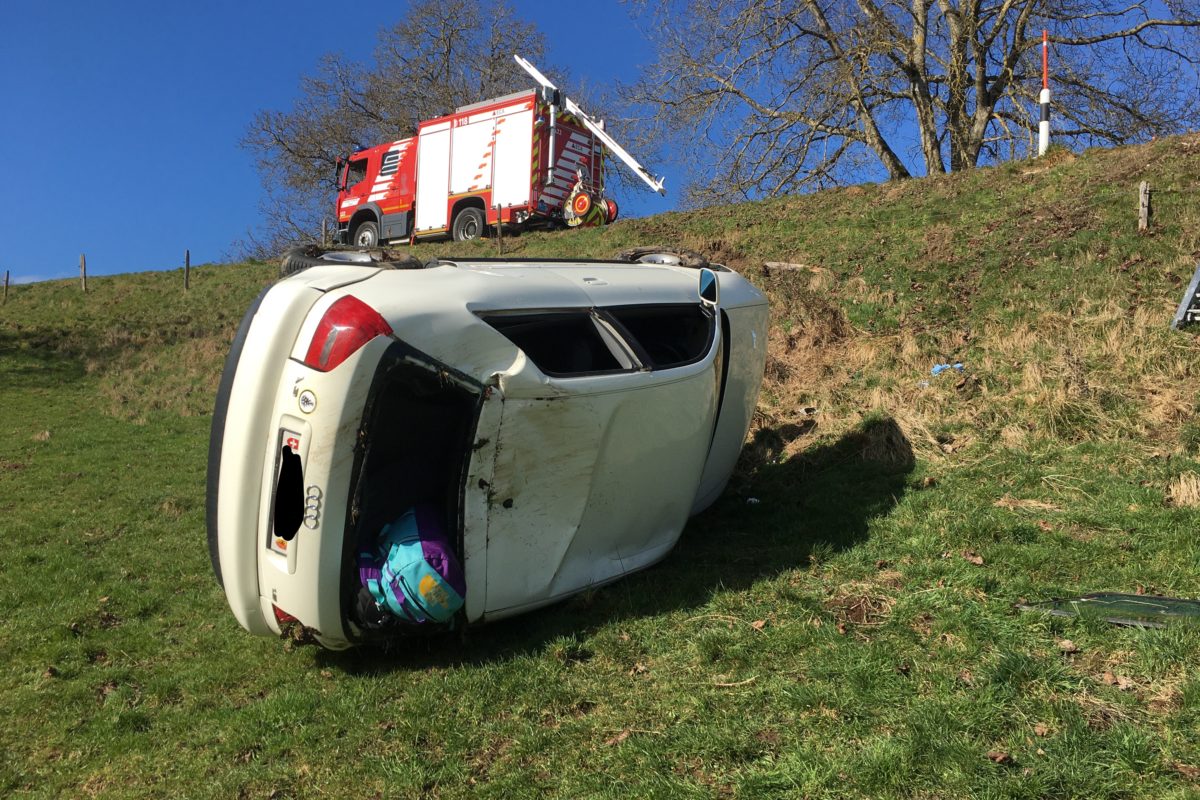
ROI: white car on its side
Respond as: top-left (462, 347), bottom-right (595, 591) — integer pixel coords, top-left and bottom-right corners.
top-left (207, 252), bottom-right (768, 649)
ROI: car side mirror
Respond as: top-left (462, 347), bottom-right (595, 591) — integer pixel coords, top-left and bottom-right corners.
top-left (698, 268), bottom-right (719, 307)
top-left (334, 157), bottom-right (347, 192)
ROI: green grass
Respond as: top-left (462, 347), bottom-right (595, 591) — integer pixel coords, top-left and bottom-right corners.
top-left (3, 136), bottom-right (1200, 798)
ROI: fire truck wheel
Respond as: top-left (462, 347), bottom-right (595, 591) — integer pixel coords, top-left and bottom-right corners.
top-left (352, 221), bottom-right (379, 247)
top-left (452, 208), bottom-right (485, 242)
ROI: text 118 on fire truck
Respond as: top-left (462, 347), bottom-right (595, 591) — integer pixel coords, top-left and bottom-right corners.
top-left (334, 56), bottom-right (665, 247)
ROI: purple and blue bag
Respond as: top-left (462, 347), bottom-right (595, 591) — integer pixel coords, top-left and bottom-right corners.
top-left (358, 505), bottom-right (466, 624)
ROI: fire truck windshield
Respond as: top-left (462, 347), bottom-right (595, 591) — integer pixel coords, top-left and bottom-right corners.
top-left (345, 158), bottom-right (368, 189)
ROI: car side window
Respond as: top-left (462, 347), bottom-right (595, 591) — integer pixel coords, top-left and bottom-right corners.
top-left (604, 304), bottom-right (714, 369)
top-left (482, 312), bottom-right (631, 376)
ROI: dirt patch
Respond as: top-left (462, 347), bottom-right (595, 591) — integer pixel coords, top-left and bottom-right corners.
top-left (705, 240), bottom-right (754, 272)
top-left (921, 223), bottom-right (957, 264)
top-left (825, 586), bottom-right (895, 626)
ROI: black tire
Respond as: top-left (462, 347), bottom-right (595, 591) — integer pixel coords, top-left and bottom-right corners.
top-left (352, 221), bottom-right (380, 248)
top-left (279, 245), bottom-right (324, 277)
top-left (451, 207), bottom-right (486, 242)
top-left (377, 255), bottom-right (427, 270)
top-left (279, 245), bottom-right (381, 277)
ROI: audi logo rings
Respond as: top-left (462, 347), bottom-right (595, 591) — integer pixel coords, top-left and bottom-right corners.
top-left (303, 485), bottom-right (323, 529)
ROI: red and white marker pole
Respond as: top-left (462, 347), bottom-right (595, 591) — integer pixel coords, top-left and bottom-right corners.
top-left (1038, 29), bottom-right (1051, 156)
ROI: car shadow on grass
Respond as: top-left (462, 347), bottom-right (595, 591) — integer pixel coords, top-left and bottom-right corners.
top-left (317, 415), bottom-right (915, 674)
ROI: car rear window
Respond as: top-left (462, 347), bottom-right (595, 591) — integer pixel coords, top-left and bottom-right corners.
top-left (606, 305), bottom-right (713, 369)
top-left (483, 312), bottom-right (623, 375)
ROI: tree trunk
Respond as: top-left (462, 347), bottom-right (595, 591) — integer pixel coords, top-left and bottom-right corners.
top-left (909, 0), bottom-right (945, 174)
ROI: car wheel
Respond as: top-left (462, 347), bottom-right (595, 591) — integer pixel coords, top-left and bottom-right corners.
top-left (452, 208), bottom-right (485, 242)
top-left (279, 245), bottom-right (323, 277)
top-left (615, 246), bottom-right (709, 268)
top-left (353, 221), bottom-right (379, 247)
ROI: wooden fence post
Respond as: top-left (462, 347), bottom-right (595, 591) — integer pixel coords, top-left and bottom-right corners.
top-left (495, 203), bottom-right (503, 256)
top-left (1138, 181), bottom-right (1152, 233)
top-left (184, 249), bottom-right (190, 291)
top-left (3, 270), bottom-right (8, 305)
top-left (80, 254), bottom-right (87, 293)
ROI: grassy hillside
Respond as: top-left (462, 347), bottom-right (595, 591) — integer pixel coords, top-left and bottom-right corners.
top-left (3, 135), bottom-right (1200, 798)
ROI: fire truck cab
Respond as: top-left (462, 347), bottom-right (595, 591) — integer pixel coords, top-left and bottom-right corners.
top-left (335, 136), bottom-right (418, 247)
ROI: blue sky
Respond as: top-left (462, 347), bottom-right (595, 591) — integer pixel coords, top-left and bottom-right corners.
top-left (0, 1), bottom-right (673, 283)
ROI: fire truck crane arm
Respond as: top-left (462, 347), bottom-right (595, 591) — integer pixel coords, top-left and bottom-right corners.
top-left (514, 54), bottom-right (666, 196)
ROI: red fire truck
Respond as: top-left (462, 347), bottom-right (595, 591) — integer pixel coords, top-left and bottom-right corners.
top-left (333, 56), bottom-right (665, 246)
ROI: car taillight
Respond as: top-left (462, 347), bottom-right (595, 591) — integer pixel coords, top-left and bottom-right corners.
top-left (272, 604), bottom-right (298, 625)
top-left (302, 295), bottom-right (393, 372)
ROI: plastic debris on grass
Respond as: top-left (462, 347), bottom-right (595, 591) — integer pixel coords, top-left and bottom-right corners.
top-left (931, 362), bottom-right (965, 376)
top-left (1017, 593), bottom-right (1200, 628)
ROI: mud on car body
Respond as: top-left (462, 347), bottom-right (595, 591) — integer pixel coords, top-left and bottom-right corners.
top-left (207, 254), bottom-right (768, 649)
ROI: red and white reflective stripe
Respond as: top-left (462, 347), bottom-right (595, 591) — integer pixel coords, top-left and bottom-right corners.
top-left (469, 117), bottom-right (506, 190)
top-left (1038, 30), bottom-right (1051, 156)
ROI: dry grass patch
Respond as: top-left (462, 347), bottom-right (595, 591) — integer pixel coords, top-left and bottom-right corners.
top-left (1075, 690), bottom-right (1135, 731)
top-left (754, 215), bottom-right (1199, 471)
top-left (994, 495), bottom-right (1062, 512)
top-left (1142, 385), bottom-right (1193, 428)
top-left (1167, 472), bottom-right (1200, 507)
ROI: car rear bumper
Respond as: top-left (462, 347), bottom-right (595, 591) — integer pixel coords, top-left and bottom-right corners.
top-left (209, 274), bottom-right (476, 650)
top-left (208, 280), bottom-right (327, 640)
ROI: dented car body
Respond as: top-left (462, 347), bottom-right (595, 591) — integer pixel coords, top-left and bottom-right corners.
top-left (207, 256), bottom-right (768, 649)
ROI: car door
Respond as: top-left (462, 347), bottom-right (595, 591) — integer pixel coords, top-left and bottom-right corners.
top-left (479, 305), bottom-right (721, 617)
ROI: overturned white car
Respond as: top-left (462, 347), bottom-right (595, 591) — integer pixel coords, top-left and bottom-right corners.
top-left (207, 252), bottom-right (768, 649)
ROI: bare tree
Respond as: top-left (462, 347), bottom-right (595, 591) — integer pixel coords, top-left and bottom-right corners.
top-left (237, 0), bottom-right (548, 258)
top-left (624, 0), bottom-right (1200, 205)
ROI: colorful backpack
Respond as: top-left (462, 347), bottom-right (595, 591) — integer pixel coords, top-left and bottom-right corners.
top-left (358, 505), bottom-right (466, 625)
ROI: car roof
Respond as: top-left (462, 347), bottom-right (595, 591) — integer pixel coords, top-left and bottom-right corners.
top-left (432, 259), bottom-right (708, 308)
top-left (299, 257), bottom-right (758, 317)
top-left (296, 257), bottom-right (764, 388)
